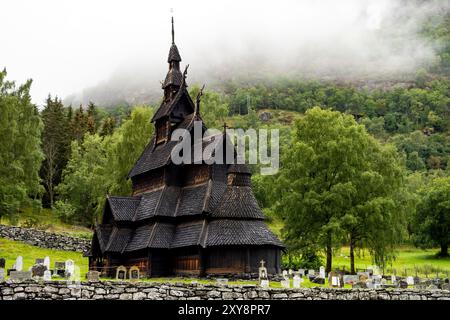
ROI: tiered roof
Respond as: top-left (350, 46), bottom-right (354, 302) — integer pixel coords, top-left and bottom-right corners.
top-left (93, 17), bottom-right (283, 257)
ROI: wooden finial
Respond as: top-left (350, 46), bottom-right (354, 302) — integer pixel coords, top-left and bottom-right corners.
top-left (195, 84), bottom-right (205, 115)
top-left (171, 14), bottom-right (175, 44)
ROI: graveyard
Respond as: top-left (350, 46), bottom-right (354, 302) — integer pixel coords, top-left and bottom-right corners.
top-left (1, 236), bottom-right (449, 292)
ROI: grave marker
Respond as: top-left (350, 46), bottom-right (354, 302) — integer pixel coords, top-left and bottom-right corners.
top-left (54, 262), bottom-right (65, 276)
top-left (32, 264), bottom-right (46, 277)
top-left (65, 260), bottom-right (75, 277)
top-left (87, 270), bottom-right (100, 282)
top-left (10, 270), bottom-right (32, 281)
top-left (15, 256), bottom-right (23, 272)
top-left (129, 266), bottom-right (140, 281)
top-left (0, 268), bottom-right (4, 282)
top-left (258, 260), bottom-right (268, 283)
top-left (0, 258), bottom-right (5, 269)
top-left (43, 270), bottom-right (52, 281)
top-left (44, 256), bottom-right (50, 270)
top-left (35, 258), bottom-right (44, 265)
top-left (406, 276), bottom-right (414, 286)
top-left (293, 275), bottom-right (301, 288)
top-left (319, 266), bottom-right (326, 279)
top-left (116, 266), bottom-right (127, 280)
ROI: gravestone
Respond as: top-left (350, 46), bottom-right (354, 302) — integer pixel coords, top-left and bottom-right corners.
top-left (216, 278), bottom-right (228, 286)
top-left (0, 258), bottom-right (5, 269)
top-left (43, 270), bottom-right (52, 281)
top-left (331, 276), bottom-right (340, 287)
top-left (343, 275), bottom-right (359, 285)
top-left (44, 256), bottom-right (50, 270)
top-left (399, 280), bottom-right (408, 289)
top-left (293, 275), bottom-right (301, 288)
top-left (0, 268), bottom-right (4, 282)
top-left (319, 266), bottom-right (326, 279)
top-left (406, 276), bottom-right (414, 286)
top-left (129, 266), bottom-right (140, 281)
top-left (308, 269), bottom-right (315, 277)
top-left (260, 279), bottom-right (269, 288)
top-left (35, 258), bottom-right (44, 265)
top-left (32, 264), bottom-right (47, 277)
top-left (391, 275), bottom-right (397, 285)
top-left (282, 270), bottom-right (288, 279)
top-left (258, 260), bottom-right (268, 282)
top-left (54, 262), bottom-right (65, 276)
top-left (65, 260), bottom-right (75, 277)
top-left (414, 276), bottom-right (421, 285)
top-left (87, 270), bottom-right (100, 282)
top-left (10, 270), bottom-right (32, 281)
top-left (15, 256), bottom-right (23, 272)
top-left (116, 266), bottom-right (127, 280)
top-left (281, 279), bottom-right (290, 288)
top-left (298, 269), bottom-right (305, 277)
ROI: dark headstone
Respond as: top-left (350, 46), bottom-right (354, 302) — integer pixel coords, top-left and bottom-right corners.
top-left (414, 276), bottom-right (421, 285)
top-left (54, 262), bottom-right (65, 276)
top-left (31, 264), bottom-right (47, 277)
top-left (311, 276), bottom-right (325, 285)
top-left (86, 270), bottom-right (100, 282)
top-left (0, 258), bottom-right (5, 269)
top-left (399, 280), bottom-right (408, 289)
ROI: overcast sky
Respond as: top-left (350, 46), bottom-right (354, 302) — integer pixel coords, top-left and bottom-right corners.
top-left (1, 0), bottom-right (446, 106)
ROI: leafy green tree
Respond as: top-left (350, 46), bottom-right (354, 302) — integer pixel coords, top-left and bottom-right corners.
top-left (107, 106), bottom-right (154, 195)
top-left (40, 95), bottom-right (71, 207)
top-left (413, 176), bottom-right (450, 257)
top-left (57, 134), bottom-right (109, 227)
top-left (275, 107), bottom-right (405, 272)
top-left (0, 70), bottom-right (43, 219)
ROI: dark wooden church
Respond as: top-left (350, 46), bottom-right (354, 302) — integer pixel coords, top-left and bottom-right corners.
top-left (89, 18), bottom-right (284, 277)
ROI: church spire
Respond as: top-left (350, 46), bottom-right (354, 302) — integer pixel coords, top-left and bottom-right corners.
top-left (162, 16), bottom-right (183, 96)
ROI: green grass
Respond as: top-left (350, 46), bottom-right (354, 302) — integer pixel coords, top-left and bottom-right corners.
top-left (0, 237), bottom-right (88, 276)
top-left (0, 207), bottom-right (92, 239)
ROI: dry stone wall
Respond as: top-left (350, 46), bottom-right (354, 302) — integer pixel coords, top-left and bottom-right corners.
top-left (0, 224), bottom-right (91, 253)
top-left (1, 280), bottom-right (450, 300)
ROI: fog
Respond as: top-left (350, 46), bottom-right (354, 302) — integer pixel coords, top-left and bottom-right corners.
top-left (1, 0), bottom-right (447, 107)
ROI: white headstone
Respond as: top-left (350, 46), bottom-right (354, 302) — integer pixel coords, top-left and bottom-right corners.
top-left (0, 268), bottom-right (5, 282)
top-left (406, 276), bottom-right (414, 286)
top-left (65, 260), bottom-right (75, 277)
top-left (308, 269), bottom-right (315, 277)
top-left (282, 270), bottom-right (288, 278)
top-left (44, 256), bottom-right (50, 270)
top-left (281, 279), bottom-right (290, 289)
top-left (298, 269), bottom-right (305, 276)
top-left (43, 270), bottom-right (52, 281)
top-left (293, 275), bottom-right (301, 288)
top-left (288, 269), bottom-right (293, 276)
top-left (260, 280), bottom-right (269, 288)
top-left (319, 266), bottom-right (326, 279)
top-left (332, 276), bottom-right (339, 286)
top-left (391, 275), bottom-right (397, 284)
top-left (15, 256), bottom-right (23, 271)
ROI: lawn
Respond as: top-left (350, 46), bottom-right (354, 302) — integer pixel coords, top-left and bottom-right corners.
top-left (0, 237), bottom-right (88, 276)
top-left (0, 207), bottom-right (92, 239)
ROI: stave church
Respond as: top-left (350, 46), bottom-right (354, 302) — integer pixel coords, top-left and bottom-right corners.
top-left (88, 18), bottom-right (284, 277)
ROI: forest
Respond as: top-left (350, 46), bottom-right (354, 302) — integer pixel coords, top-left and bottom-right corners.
top-left (0, 7), bottom-right (448, 273)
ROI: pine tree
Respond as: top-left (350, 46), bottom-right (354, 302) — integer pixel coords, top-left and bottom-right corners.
top-left (40, 95), bottom-right (71, 207)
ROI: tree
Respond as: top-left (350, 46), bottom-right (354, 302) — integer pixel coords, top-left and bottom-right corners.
top-left (57, 134), bottom-right (110, 227)
top-left (71, 105), bottom-right (88, 142)
top-left (40, 95), bottom-right (71, 207)
top-left (275, 107), bottom-right (405, 272)
top-left (0, 69), bottom-right (43, 219)
top-left (413, 176), bottom-right (450, 257)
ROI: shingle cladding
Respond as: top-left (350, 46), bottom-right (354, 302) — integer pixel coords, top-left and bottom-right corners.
top-left (176, 183), bottom-right (208, 216)
top-left (204, 220), bottom-right (284, 247)
top-left (108, 196), bottom-right (141, 221)
top-left (211, 186), bottom-right (265, 219)
top-left (105, 227), bottom-right (133, 253)
top-left (171, 220), bottom-right (205, 248)
top-left (134, 189), bottom-right (164, 220)
top-left (96, 224), bottom-right (113, 253)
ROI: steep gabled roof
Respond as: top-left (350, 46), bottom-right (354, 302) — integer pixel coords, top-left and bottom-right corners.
top-left (171, 220), bottom-right (205, 248)
top-left (95, 224), bottom-right (113, 253)
top-left (107, 196), bottom-right (141, 221)
top-left (152, 85), bottom-right (195, 122)
top-left (105, 226), bottom-right (133, 253)
top-left (175, 183), bottom-right (209, 217)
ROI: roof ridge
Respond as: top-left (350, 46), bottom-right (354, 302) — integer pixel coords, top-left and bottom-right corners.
top-left (147, 222), bottom-right (157, 248)
top-left (154, 185), bottom-right (166, 216)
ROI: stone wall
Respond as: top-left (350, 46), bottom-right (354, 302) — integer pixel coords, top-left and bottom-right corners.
top-left (0, 224), bottom-right (91, 253)
top-left (1, 280), bottom-right (449, 300)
